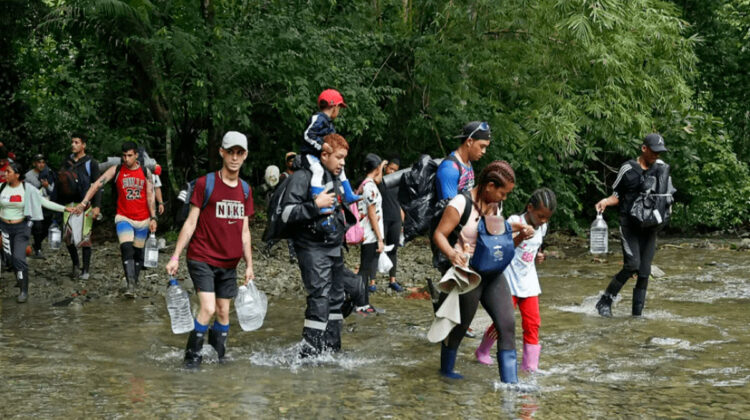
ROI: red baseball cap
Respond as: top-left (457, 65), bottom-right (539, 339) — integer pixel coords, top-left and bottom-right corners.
top-left (318, 89), bottom-right (347, 108)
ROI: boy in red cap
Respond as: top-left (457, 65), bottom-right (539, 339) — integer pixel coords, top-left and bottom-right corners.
top-left (302, 89), bottom-right (360, 213)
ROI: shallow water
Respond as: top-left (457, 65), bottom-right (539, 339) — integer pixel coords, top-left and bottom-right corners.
top-left (2, 240), bottom-right (749, 418)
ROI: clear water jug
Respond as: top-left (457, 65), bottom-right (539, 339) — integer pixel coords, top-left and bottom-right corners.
top-left (590, 212), bottom-right (608, 254)
top-left (235, 281), bottom-right (267, 331)
top-left (165, 278), bottom-right (194, 334)
top-left (143, 233), bottom-right (158, 268)
top-left (48, 222), bottom-right (62, 250)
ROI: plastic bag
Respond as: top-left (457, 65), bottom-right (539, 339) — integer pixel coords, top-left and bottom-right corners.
top-left (235, 281), bottom-right (268, 331)
top-left (377, 251), bottom-right (393, 274)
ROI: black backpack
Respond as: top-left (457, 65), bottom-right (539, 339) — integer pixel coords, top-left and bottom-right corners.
top-left (399, 154), bottom-right (466, 243)
top-left (429, 190), bottom-right (473, 272)
top-left (629, 161), bottom-right (675, 230)
top-left (55, 158), bottom-right (92, 203)
top-left (261, 174), bottom-right (294, 242)
top-left (175, 172), bottom-right (250, 226)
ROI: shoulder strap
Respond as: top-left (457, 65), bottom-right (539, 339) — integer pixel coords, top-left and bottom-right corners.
top-left (240, 179), bottom-right (250, 200)
top-left (114, 164), bottom-right (123, 184)
top-left (458, 190), bottom-right (472, 228)
top-left (85, 160), bottom-right (91, 177)
top-left (446, 153), bottom-right (464, 178)
top-left (0, 183), bottom-right (6, 196)
top-left (202, 172), bottom-right (216, 209)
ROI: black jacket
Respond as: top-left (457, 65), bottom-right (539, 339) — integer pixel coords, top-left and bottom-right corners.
top-left (280, 168), bottom-right (354, 249)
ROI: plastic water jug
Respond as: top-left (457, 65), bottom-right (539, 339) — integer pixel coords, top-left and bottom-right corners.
top-left (235, 281), bottom-right (268, 331)
top-left (590, 212), bottom-right (608, 254)
top-left (143, 233), bottom-right (158, 268)
top-left (48, 222), bottom-right (62, 250)
top-left (165, 278), bottom-right (194, 334)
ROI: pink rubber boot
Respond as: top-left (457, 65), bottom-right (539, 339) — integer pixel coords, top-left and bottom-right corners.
top-left (521, 343), bottom-right (541, 372)
top-left (474, 325), bottom-right (497, 365)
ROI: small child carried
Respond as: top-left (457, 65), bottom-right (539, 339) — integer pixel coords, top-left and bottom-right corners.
top-left (302, 89), bottom-right (361, 213)
top-left (475, 188), bottom-right (557, 373)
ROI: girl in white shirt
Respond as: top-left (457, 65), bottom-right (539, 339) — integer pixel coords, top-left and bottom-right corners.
top-left (475, 188), bottom-right (557, 372)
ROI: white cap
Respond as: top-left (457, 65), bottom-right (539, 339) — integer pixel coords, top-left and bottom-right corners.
top-left (221, 131), bottom-right (248, 151)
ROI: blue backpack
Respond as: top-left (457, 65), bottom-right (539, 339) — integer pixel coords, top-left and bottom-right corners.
top-left (470, 218), bottom-right (514, 275)
top-left (176, 172), bottom-right (250, 225)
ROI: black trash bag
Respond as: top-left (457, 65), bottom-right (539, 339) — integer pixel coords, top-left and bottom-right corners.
top-left (398, 154), bottom-right (439, 242)
top-left (341, 266), bottom-right (365, 318)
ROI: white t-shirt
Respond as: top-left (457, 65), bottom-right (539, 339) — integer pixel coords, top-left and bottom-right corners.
top-left (152, 174), bottom-right (162, 188)
top-left (447, 193), bottom-right (500, 256)
top-left (504, 213), bottom-right (547, 298)
top-left (359, 178), bottom-right (384, 245)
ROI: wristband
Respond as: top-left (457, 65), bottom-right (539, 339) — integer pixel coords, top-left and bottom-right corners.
top-left (170, 256), bottom-right (179, 262)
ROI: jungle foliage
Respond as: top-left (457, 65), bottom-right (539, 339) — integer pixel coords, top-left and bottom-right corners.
top-left (1, 0), bottom-right (748, 231)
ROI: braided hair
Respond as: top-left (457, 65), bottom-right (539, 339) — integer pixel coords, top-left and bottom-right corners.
top-left (474, 160), bottom-right (515, 215)
top-left (528, 188), bottom-right (557, 212)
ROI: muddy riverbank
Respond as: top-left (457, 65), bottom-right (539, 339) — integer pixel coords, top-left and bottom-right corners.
top-left (2, 223), bottom-right (748, 306)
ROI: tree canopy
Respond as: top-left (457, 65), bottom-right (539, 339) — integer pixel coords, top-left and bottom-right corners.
top-left (2, 0), bottom-right (748, 231)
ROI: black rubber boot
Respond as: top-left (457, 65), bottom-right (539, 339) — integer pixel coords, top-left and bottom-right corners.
top-left (16, 270), bottom-right (28, 303)
top-left (299, 327), bottom-right (324, 358)
top-left (596, 293), bottom-right (614, 317)
top-left (208, 327), bottom-right (228, 362)
top-left (184, 329), bottom-right (206, 369)
top-left (323, 319), bottom-right (343, 353)
top-left (123, 260), bottom-right (137, 298)
top-left (632, 288), bottom-right (647, 317)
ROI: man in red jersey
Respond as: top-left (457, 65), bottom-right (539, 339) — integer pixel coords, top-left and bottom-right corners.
top-left (166, 131), bottom-right (255, 368)
top-left (76, 141), bottom-right (157, 298)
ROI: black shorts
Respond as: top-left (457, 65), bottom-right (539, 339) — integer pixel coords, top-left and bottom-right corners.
top-left (187, 259), bottom-right (238, 299)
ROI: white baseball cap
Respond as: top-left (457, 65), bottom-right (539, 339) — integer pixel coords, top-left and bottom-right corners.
top-left (221, 131), bottom-right (248, 151)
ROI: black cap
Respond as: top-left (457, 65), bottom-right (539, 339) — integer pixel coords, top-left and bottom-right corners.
top-left (643, 133), bottom-right (667, 153)
top-left (364, 153), bottom-right (383, 173)
top-left (33, 153), bottom-right (45, 162)
top-left (455, 121), bottom-right (491, 141)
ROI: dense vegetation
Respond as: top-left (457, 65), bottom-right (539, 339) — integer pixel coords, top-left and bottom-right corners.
top-left (1, 0), bottom-right (748, 232)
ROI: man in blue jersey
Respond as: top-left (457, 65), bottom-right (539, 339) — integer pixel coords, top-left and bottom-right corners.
top-left (428, 122), bottom-right (491, 328)
top-left (435, 121), bottom-right (491, 200)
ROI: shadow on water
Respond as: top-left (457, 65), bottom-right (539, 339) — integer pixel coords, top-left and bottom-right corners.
top-left (1, 241), bottom-right (749, 418)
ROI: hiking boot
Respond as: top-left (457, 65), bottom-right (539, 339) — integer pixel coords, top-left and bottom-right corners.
top-left (29, 249), bottom-right (45, 259)
top-left (71, 265), bottom-right (80, 279)
top-left (79, 270), bottom-right (90, 281)
top-left (388, 282), bottom-right (404, 292)
top-left (596, 293), bottom-right (614, 317)
top-left (16, 290), bottom-right (28, 303)
top-left (354, 305), bottom-right (377, 317)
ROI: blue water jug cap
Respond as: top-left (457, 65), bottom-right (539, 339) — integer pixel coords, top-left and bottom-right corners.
top-left (168, 278), bottom-right (178, 286)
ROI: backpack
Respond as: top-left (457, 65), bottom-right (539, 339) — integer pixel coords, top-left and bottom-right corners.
top-left (176, 172), bottom-right (251, 226)
top-left (430, 190), bottom-right (473, 272)
top-left (400, 154), bottom-right (465, 243)
top-left (344, 179), bottom-right (369, 245)
top-left (55, 159), bottom-right (92, 203)
top-left (629, 161), bottom-right (676, 230)
top-left (261, 174), bottom-right (294, 242)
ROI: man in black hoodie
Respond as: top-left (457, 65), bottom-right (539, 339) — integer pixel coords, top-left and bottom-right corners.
top-left (280, 133), bottom-right (353, 357)
top-left (57, 133), bottom-right (101, 280)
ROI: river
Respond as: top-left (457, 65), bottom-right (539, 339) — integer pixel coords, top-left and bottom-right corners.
top-left (1, 238), bottom-right (749, 418)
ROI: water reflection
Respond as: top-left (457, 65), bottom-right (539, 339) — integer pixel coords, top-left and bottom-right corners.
top-left (1, 243), bottom-right (749, 418)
